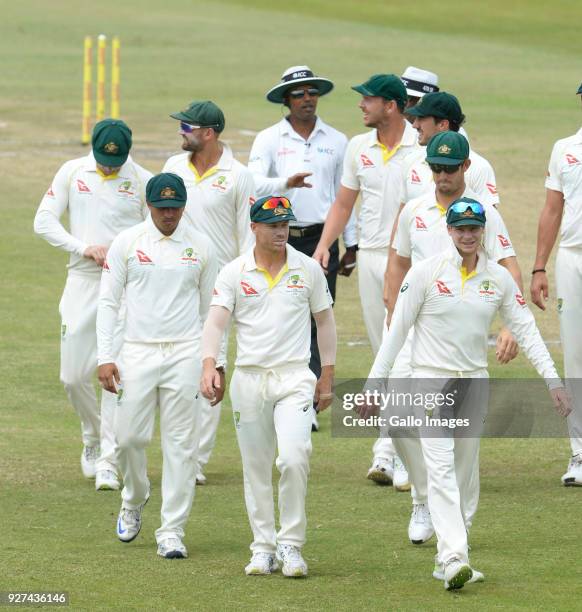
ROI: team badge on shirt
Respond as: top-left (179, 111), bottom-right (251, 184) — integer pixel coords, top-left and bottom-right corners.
top-left (478, 280), bottom-right (496, 302)
top-left (118, 180), bottom-right (135, 195)
top-left (211, 175), bottom-right (228, 192)
top-left (180, 247), bottom-right (200, 266)
top-left (286, 274), bottom-right (306, 294)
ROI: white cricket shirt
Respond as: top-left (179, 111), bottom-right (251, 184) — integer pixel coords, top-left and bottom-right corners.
top-left (401, 147), bottom-right (499, 207)
top-left (248, 117), bottom-right (357, 246)
top-left (545, 127), bottom-right (582, 248)
top-left (34, 153), bottom-right (152, 275)
top-left (370, 244), bottom-right (559, 379)
top-left (211, 244), bottom-right (333, 369)
top-left (394, 187), bottom-right (515, 264)
top-left (97, 215), bottom-right (217, 364)
top-left (163, 143), bottom-right (255, 267)
top-left (341, 121), bottom-right (420, 249)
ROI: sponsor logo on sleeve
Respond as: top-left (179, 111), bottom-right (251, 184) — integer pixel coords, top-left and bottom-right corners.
top-left (497, 234), bottom-right (512, 249)
top-left (515, 293), bottom-right (526, 306)
top-left (46, 187), bottom-right (55, 197)
top-left (400, 282), bottom-right (409, 293)
top-left (566, 153), bottom-right (580, 165)
top-left (213, 288), bottom-right (219, 296)
top-left (557, 298), bottom-right (563, 313)
top-left (102, 260), bottom-right (110, 271)
top-left (486, 182), bottom-right (498, 195)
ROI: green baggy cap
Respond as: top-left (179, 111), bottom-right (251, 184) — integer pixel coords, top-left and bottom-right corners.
top-left (426, 131), bottom-right (470, 165)
top-left (92, 118), bottom-right (132, 167)
top-left (146, 173), bottom-right (187, 208)
top-left (170, 100), bottom-right (225, 133)
top-left (250, 195), bottom-right (297, 224)
top-left (351, 74), bottom-right (407, 108)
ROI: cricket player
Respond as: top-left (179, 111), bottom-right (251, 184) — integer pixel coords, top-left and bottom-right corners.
top-left (313, 73), bottom-right (420, 487)
top-left (367, 197), bottom-right (571, 590)
top-left (400, 91), bottom-right (499, 208)
top-left (249, 65), bottom-right (357, 430)
top-left (201, 195), bottom-right (336, 577)
top-left (531, 80), bottom-right (582, 485)
top-left (385, 131), bottom-right (521, 546)
top-left (163, 100), bottom-right (255, 485)
top-left (33, 118), bottom-right (152, 490)
top-left (97, 173), bottom-right (217, 559)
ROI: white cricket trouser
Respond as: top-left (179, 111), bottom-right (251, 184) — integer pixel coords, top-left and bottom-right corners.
top-left (196, 327), bottom-right (231, 475)
top-left (115, 340), bottom-right (201, 543)
top-left (556, 247), bottom-right (582, 455)
top-left (411, 369), bottom-right (488, 565)
top-left (360, 248), bottom-right (396, 462)
top-left (59, 272), bottom-right (123, 472)
top-left (230, 365), bottom-right (316, 554)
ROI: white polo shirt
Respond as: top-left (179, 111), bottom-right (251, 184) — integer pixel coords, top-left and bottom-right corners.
top-left (545, 127), bottom-right (582, 248)
top-left (401, 147), bottom-right (499, 207)
top-left (341, 120), bottom-right (420, 249)
top-left (248, 117), bottom-right (357, 246)
top-left (163, 143), bottom-right (255, 267)
top-left (211, 244), bottom-right (333, 369)
top-left (394, 187), bottom-right (515, 264)
top-left (34, 152), bottom-right (152, 276)
top-left (97, 216), bottom-right (217, 364)
top-left (370, 244), bottom-right (558, 379)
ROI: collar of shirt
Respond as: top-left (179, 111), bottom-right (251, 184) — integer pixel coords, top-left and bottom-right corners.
top-left (427, 186), bottom-right (480, 214)
top-left (574, 127), bottom-right (582, 144)
top-left (371, 120), bottom-right (417, 162)
top-left (279, 116), bottom-right (327, 141)
top-left (189, 142), bottom-right (234, 182)
top-left (83, 151), bottom-right (133, 179)
top-left (144, 214), bottom-right (186, 243)
top-left (445, 242), bottom-right (488, 276)
top-left (243, 243), bottom-right (303, 273)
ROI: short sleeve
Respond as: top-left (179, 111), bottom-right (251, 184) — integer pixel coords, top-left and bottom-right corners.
top-left (545, 141), bottom-right (563, 193)
top-left (340, 136), bottom-right (360, 191)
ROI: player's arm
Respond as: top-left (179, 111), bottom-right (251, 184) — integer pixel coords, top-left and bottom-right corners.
top-left (96, 236), bottom-right (127, 393)
top-left (386, 249), bottom-right (412, 325)
top-left (313, 308), bottom-right (337, 412)
top-left (383, 202), bottom-right (406, 309)
top-left (313, 186), bottom-right (358, 270)
top-left (235, 168), bottom-right (256, 254)
top-left (498, 271), bottom-right (571, 417)
top-left (34, 163), bottom-right (89, 256)
top-left (530, 188), bottom-right (564, 310)
top-left (200, 306), bottom-right (232, 403)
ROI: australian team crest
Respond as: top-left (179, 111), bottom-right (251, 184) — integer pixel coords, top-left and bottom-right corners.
top-left (160, 187), bottom-right (176, 199)
top-left (438, 144), bottom-right (451, 155)
top-left (104, 141), bottom-right (119, 154)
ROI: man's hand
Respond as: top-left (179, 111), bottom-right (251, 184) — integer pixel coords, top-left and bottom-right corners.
top-left (338, 249), bottom-right (357, 277)
top-left (314, 366), bottom-right (334, 412)
top-left (530, 271), bottom-right (549, 311)
top-left (98, 362), bottom-right (120, 394)
top-left (200, 359), bottom-right (223, 405)
top-left (84, 245), bottom-right (109, 267)
top-left (286, 172), bottom-right (313, 189)
top-left (550, 386), bottom-right (572, 417)
top-left (209, 369), bottom-right (226, 406)
top-left (355, 389), bottom-right (380, 419)
top-left (313, 243), bottom-right (330, 274)
top-left (495, 328), bottom-right (519, 364)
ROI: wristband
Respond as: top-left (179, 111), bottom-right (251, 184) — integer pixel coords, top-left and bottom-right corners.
top-left (531, 268), bottom-right (546, 275)
top-left (345, 245), bottom-right (359, 252)
top-left (318, 392), bottom-right (334, 400)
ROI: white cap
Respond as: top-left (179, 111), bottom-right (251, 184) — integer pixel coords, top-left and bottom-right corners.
top-left (400, 66), bottom-right (439, 98)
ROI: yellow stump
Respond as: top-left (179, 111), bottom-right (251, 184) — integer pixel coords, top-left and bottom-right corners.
top-left (110, 36), bottom-right (120, 119)
top-left (96, 34), bottom-right (107, 121)
top-left (81, 36), bottom-right (93, 145)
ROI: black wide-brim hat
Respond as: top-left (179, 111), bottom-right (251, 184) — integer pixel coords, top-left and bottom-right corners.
top-left (266, 65), bottom-right (334, 104)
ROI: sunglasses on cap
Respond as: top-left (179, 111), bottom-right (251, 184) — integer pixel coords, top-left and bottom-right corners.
top-left (428, 163), bottom-right (463, 174)
top-left (288, 88), bottom-right (320, 99)
top-left (449, 201), bottom-right (485, 216)
top-left (179, 121), bottom-right (219, 133)
top-left (261, 196), bottom-right (291, 210)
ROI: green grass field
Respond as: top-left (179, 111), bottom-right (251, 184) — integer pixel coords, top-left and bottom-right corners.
top-left (2, 1), bottom-right (582, 609)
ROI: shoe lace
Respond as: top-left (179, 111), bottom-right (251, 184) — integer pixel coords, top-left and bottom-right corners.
top-left (162, 537), bottom-right (182, 550)
top-left (122, 508), bottom-right (141, 525)
top-left (412, 504), bottom-right (429, 524)
top-left (85, 446), bottom-right (100, 461)
top-left (394, 456), bottom-right (405, 472)
top-left (572, 454), bottom-right (582, 466)
top-left (280, 545), bottom-right (302, 563)
top-left (253, 552), bottom-right (273, 564)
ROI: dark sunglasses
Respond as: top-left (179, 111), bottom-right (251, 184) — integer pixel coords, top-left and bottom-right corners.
top-left (288, 88), bottom-right (319, 99)
top-left (428, 163), bottom-right (463, 174)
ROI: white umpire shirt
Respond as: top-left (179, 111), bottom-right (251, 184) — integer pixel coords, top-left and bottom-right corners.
top-left (211, 244), bottom-right (333, 369)
top-left (394, 187), bottom-right (515, 264)
top-left (248, 117), bottom-right (357, 246)
top-left (370, 244), bottom-right (559, 381)
top-left (545, 127), bottom-right (582, 248)
top-left (401, 147), bottom-right (500, 208)
top-left (97, 215), bottom-right (217, 365)
top-left (163, 144), bottom-right (255, 267)
top-left (34, 152), bottom-right (152, 276)
top-left (342, 121), bottom-right (420, 250)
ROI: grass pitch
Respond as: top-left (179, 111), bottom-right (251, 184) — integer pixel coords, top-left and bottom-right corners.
top-left (2, 0), bottom-right (582, 609)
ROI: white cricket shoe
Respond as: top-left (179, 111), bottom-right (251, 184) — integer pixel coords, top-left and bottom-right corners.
top-left (393, 456), bottom-right (411, 492)
top-left (276, 544), bottom-right (308, 578)
top-left (443, 558), bottom-right (473, 591)
top-left (433, 554), bottom-right (484, 583)
top-left (95, 469), bottom-right (120, 491)
top-left (561, 454), bottom-right (582, 486)
top-left (196, 472), bottom-right (207, 486)
top-left (157, 537), bottom-right (188, 559)
top-left (366, 457), bottom-right (394, 485)
top-left (80, 445), bottom-right (100, 479)
top-left (408, 503), bottom-right (434, 545)
top-left (116, 498), bottom-right (148, 543)
top-left (245, 552), bottom-right (279, 575)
